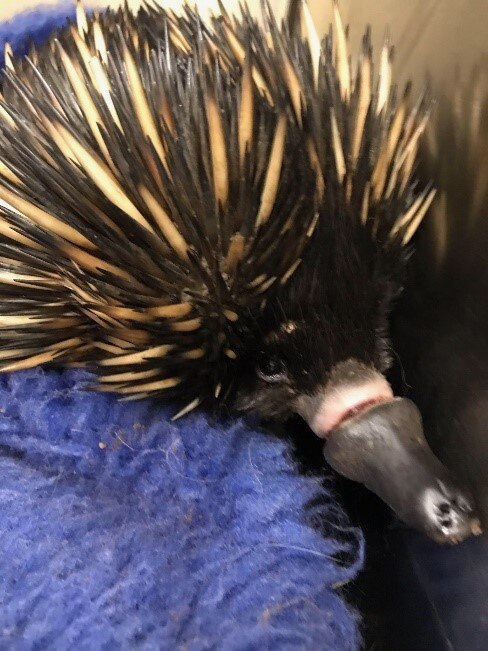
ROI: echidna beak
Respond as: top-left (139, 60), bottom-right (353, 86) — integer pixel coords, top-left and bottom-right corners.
top-left (323, 398), bottom-right (482, 544)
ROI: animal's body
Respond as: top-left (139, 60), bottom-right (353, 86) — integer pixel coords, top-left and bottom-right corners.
top-left (0, 0), bottom-right (479, 542)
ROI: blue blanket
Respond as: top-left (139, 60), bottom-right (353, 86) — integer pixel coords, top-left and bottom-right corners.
top-left (0, 5), bottom-right (363, 649)
top-left (0, 368), bottom-right (363, 648)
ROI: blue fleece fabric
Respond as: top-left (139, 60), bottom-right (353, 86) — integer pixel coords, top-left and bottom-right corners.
top-left (0, 5), bottom-right (364, 649)
top-left (0, 368), bottom-right (363, 649)
top-left (0, 4), bottom-right (76, 69)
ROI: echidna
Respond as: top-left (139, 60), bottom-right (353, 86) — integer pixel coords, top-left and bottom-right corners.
top-left (393, 60), bottom-right (488, 532)
top-left (0, 0), bottom-right (479, 543)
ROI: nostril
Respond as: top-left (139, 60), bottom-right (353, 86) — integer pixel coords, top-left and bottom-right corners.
top-left (438, 502), bottom-right (452, 515)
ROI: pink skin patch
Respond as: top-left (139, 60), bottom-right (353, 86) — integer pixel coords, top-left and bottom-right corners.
top-left (298, 375), bottom-right (393, 439)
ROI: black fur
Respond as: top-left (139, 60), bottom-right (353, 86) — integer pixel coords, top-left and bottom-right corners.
top-left (234, 188), bottom-right (406, 418)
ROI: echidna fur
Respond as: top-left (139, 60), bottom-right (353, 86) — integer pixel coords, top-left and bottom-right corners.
top-left (0, 0), bottom-right (479, 542)
top-left (0, 0), bottom-right (430, 409)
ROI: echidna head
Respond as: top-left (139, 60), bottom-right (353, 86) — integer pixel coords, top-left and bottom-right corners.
top-left (235, 215), bottom-right (480, 544)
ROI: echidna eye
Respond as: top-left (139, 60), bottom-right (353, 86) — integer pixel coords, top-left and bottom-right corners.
top-left (257, 354), bottom-right (287, 383)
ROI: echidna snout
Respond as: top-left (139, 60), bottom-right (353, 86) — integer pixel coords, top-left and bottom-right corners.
top-left (323, 396), bottom-right (481, 544)
top-left (273, 356), bottom-right (478, 544)
top-left (237, 340), bottom-right (478, 543)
